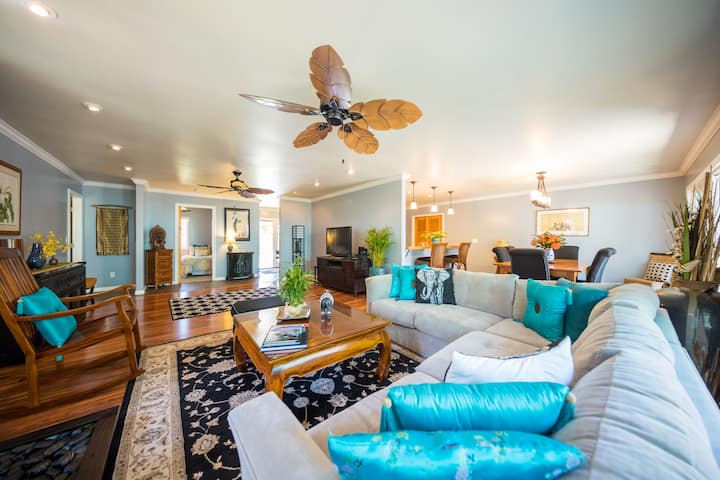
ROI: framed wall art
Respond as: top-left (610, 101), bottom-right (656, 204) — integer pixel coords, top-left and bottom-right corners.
top-left (0, 159), bottom-right (22, 235)
top-left (225, 208), bottom-right (250, 241)
top-left (536, 208), bottom-right (589, 237)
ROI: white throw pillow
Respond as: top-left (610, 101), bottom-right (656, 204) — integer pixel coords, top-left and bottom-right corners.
top-left (445, 337), bottom-right (574, 385)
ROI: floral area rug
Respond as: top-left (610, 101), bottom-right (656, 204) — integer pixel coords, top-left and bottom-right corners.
top-left (107, 330), bottom-right (418, 479)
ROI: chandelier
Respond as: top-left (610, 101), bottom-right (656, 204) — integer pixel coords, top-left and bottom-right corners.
top-left (531, 171), bottom-right (551, 209)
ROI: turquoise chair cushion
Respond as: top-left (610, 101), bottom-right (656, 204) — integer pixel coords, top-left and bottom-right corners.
top-left (16, 287), bottom-right (77, 347)
top-left (397, 265), bottom-right (428, 300)
top-left (556, 278), bottom-right (609, 341)
top-left (328, 430), bottom-right (585, 480)
top-left (523, 279), bottom-right (572, 342)
top-left (380, 382), bottom-right (575, 435)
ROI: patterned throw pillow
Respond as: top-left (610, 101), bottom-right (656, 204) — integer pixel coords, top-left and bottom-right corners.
top-left (415, 268), bottom-right (455, 305)
top-left (645, 260), bottom-right (675, 283)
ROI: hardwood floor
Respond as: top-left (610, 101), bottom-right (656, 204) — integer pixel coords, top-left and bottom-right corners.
top-left (0, 275), bottom-right (367, 441)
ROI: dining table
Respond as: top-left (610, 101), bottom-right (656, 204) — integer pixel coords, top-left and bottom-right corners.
top-left (494, 259), bottom-right (588, 282)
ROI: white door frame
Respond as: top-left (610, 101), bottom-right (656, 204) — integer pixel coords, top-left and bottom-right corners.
top-left (174, 203), bottom-right (216, 284)
top-left (67, 189), bottom-right (83, 262)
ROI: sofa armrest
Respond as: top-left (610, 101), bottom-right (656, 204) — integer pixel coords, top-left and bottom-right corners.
top-left (227, 392), bottom-right (338, 480)
top-left (624, 277), bottom-right (664, 290)
top-left (365, 274), bottom-right (393, 312)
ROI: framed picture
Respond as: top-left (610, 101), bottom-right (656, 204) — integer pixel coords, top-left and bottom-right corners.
top-left (0, 159), bottom-right (22, 235)
top-left (225, 208), bottom-right (250, 241)
top-left (536, 208), bottom-right (589, 237)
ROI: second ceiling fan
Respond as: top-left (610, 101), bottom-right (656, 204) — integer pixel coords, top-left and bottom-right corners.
top-left (239, 45), bottom-right (423, 154)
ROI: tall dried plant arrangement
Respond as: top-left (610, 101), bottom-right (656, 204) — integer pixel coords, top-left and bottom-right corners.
top-left (691, 172), bottom-right (720, 282)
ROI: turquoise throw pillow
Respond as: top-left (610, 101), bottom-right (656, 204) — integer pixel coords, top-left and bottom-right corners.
top-left (328, 430), bottom-right (585, 480)
top-left (389, 264), bottom-right (402, 297)
top-left (380, 382), bottom-right (575, 435)
top-left (16, 287), bottom-right (77, 347)
top-left (523, 279), bottom-right (572, 342)
top-left (556, 278), bottom-right (609, 341)
top-left (397, 265), bottom-right (428, 300)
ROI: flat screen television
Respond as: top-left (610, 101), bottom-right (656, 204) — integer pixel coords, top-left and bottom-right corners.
top-left (326, 226), bottom-right (352, 257)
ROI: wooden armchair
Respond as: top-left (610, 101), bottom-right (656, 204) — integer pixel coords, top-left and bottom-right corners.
top-left (624, 253), bottom-right (678, 290)
top-left (0, 247), bottom-right (143, 407)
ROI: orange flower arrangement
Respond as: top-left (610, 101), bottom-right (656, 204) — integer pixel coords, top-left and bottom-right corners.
top-left (531, 232), bottom-right (565, 250)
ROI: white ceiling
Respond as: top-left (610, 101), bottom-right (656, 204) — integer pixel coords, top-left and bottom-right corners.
top-left (1, 0), bottom-right (719, 203)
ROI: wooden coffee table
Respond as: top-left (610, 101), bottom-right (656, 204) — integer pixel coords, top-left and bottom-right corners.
top-left (232, 300), bottom-right (392, 399)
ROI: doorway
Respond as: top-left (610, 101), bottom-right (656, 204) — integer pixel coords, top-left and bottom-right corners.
top-left (67, 189), bottom-right (83, 262)
top-left (175, 204), bottom-right (216, 284)
top-left (259, 207), bottom-right (279, 276)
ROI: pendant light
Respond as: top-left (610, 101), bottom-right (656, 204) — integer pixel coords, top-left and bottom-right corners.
top-left (447, 190), bottom-right (455, 215)
top-left (531, 171), bottom-right (551, 209)
top-left (430, 186), bottom-right (438, 213)
top-left (409, 180), bottom-right (418, 210)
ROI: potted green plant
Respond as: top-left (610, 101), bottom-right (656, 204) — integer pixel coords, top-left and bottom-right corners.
top-left (365, 226), bottom-right (394, 276)
top-left (422, 230), bottom-right (447, 244)
top-left (279, 256), bottom-right (316, 317)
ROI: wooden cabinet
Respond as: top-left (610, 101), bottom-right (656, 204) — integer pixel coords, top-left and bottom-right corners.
top-left (227, 252), bottom-right (254, 280)
top-left (316, 256), bottom-right (369, 295)
top-left (145, 249), bottom-right (173, 288)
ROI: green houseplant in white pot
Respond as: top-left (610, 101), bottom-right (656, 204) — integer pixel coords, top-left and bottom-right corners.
top-left (279, 256), bottom-right (316, 317)
top-left (365, 226), bottom-right (394, 276)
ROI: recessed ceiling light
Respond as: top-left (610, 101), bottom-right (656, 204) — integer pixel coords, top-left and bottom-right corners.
top-left (107, 144), bottom-right (123, 151)
top-left (82, 102), bottom-right (103, 113)
top-left (347, 168), bottom-right (354, 175)
top-left (123, 166), bottom-right (133, 172)
top-left (314, 179), bottom-right (320, 187)
top-left (25, 2), bottom-right (58, 18)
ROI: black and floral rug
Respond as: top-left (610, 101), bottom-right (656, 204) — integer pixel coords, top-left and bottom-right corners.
top-left (168, 288), bottom-right (282, 320)
top-left (107, 330), bottom-right (418, 480)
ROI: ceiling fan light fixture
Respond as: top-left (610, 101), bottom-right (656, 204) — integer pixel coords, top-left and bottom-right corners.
top-left (409, 180), bottom-right (418, 210)
top-left (430, 186), bottom-right (438, 213)
top-left (531, 171), bottom-right (551, 209)
top-left (447, 190), bottom-right (455, 215)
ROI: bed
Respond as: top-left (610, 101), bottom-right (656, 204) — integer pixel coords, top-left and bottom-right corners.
top-left (182, 244), bottom-right (212, 277)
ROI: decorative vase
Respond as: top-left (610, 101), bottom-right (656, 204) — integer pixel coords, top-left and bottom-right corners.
top-left (369, 266), bottom-right (386, 276)
top-left (544, 248), bottom-right (555, 263)
top-left (26, 243), bottom-right (44, 270)
top-left (432, 237), bottom-right (440, 243)
top-left (48, 255), bottom-right (58, 266)
top-left (285, 302), bottom-right (307, 318)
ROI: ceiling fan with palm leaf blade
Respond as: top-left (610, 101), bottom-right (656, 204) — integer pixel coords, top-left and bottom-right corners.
top-left (198, 170), bottom-right (274, 198)
top-left (239, 45), bottom-right (422, 154)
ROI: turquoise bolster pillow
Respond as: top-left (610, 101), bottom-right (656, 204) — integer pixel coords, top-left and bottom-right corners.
top-left (524, 278), bottom-right (572, 342)
top-left (16, 287), bottom-right (77, 347)
top-left (329, 430), bottom-right (585, 480)
top-left (380, 382), bottom-right (575, 435)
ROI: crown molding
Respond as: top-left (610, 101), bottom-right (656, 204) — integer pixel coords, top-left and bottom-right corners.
top-left (413, 171), bottom-right (684, 208)
top-left (83, 180), bottom-right (134, 190)
top-left (680, 103), bottom-right (720, 175)
top-left (279, 196), bottom-right (312, 204)
top-left (0, 117), bottom-right (84, 183)
top-left (310, 175), bottom-right (403, 203)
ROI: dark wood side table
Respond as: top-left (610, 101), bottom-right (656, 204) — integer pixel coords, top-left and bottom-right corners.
top-left (227, 252), bottom-right (254, 280)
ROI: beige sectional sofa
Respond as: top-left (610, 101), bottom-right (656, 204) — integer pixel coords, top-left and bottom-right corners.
top-left (228, 271), bottom-right (720, 479)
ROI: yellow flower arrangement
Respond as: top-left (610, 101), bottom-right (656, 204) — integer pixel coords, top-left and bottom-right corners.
top-left (30, 231), bottom-right (71, 258)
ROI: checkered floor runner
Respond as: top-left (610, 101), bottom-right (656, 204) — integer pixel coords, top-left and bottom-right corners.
top-left (168, 287), bottom-right (281, 320)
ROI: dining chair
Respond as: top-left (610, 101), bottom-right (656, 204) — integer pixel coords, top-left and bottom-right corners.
top-left (553, 245), bottom-right (579, 260)
top-left (509, 248), bottom-right (550, 280)
top-left (492, 246), bottom-right (511, 263)
top-left (429, 242), bottom-right (448, 268)
top-left (623, 252), bottom-right (675, 289)
top-left (447, 242), bottom-right (471, 270)
top-left (583, 247), bottom-right (617, 283)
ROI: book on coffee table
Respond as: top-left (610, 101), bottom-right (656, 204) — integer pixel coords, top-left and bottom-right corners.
top-left (261, 324), bottom-right (308, 352)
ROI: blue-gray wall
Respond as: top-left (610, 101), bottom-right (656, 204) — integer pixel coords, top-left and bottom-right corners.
top-left (0, 131), bottom-right (81, 257)
top-left (144, 192), bottom-right (259, 279)
top-left (311, 181), bottom-right (404, 269)
top-left (82, 185), bottom-right (135, 287)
